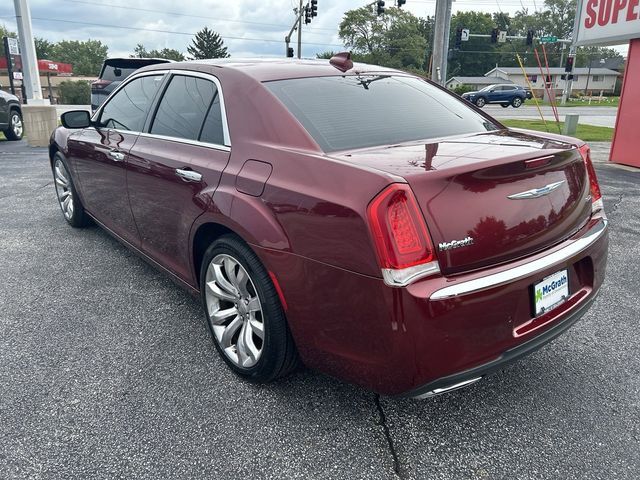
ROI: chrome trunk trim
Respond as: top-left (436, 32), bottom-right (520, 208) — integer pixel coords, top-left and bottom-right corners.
top-left (430, 217), bottom-right (608, 300)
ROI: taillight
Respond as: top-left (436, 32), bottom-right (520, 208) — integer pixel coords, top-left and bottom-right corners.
top-left (578, 144), bottom-right (604, 214)
top-left (91, 79), bottom-right (112, 90)
top-left (367, 184), bottom-right (440, 286)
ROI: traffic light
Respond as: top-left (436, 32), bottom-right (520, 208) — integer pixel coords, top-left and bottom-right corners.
top-left (377, 0), bottom-right (385, 15)
top-left (287, 47), bottom-right (294, 58)
top-left (455, 27), bottom-right (463, 50)
top-left (304, 5), bottom-right (311, 24)
top-left (565, 56), bottom-right (575, 73)
top-left (526, 29), bottom-right (534, 46)
top-left (397, 0), bottom-right (406, 6)
top-left (491, 28), bottom-right (499, 43)
top-left (310, 0), bottom-right (318, 17)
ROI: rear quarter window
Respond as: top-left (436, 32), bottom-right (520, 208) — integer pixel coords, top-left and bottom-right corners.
top-left (265, 75), bottom-right (497, 152)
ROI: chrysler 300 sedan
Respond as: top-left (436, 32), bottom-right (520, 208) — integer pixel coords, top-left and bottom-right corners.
top-left (49, 56), bottom-right (608, 398)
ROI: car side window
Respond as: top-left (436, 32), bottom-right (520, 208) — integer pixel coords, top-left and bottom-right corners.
top-left (199, 92), bottom-right (225, 146)
top-left (150, 75), bottom-right (217, 141)
top-left (100, 75), bottom-right (164, 132)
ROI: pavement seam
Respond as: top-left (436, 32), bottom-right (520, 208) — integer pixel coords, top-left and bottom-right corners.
top-left (374, 394), bottom-right (402, 478)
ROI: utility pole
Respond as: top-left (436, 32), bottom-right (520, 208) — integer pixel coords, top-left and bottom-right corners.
top-left (561, 0), bottom-right (582, 105)
top-left (297, 0), bottom-right (303, 59)
top-left (13, 0), bottom-right (46, 104)
top-left (432, 0), bottom-right (453, 85)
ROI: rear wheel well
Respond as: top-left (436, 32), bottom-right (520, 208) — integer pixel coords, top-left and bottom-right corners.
top-left (193, 223), bottom-right (238, 285)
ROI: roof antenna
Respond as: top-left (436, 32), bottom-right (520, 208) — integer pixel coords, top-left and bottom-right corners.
top-left (330, 52), bottom-right (353, 73)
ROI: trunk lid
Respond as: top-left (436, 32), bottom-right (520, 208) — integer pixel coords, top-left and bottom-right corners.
top-left (334, 130), bottom-right (592, 275)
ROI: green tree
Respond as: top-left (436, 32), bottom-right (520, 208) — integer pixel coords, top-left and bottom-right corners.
top-left (50, 40), bottom-right (108, 76)
top-left (338, 4), bottom-right (428, 70)
top-left (58, 80), bottom-right (91, 104)
top-left (35, 37), bottom-right (55, 59)
top-left (187, 27), bottom-right (229, 59)
top-left (132, 44), bottom-right (185, 61)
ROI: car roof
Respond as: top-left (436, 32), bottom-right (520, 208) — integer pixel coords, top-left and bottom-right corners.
top-left (139, 57), bottom-right (406, 82)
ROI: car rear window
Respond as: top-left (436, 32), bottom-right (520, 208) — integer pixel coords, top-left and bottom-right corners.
top-left (265, 75), bottom-right (498, 152)
top-left (100, 59), bottom-right (169, 81)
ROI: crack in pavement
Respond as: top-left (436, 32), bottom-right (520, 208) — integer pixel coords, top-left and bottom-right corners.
top-left (608, 193), bottom-right (624, 214)
top-left (374, 394), bottom-right (402, 478)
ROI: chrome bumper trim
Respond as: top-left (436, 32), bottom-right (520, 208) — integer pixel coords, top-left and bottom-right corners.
top-left (430, 217), bottom-right (608, 300)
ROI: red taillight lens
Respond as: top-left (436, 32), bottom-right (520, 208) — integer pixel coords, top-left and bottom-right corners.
top-left (367, 184), bottom-right (436, 270)
top-left (91, 79), bottom-right (112, 90)
top-left (578, 144), bottom-right (602, 202)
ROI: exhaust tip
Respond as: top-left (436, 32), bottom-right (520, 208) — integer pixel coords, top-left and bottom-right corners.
top-left (413, 376), bottom-right (483, 399)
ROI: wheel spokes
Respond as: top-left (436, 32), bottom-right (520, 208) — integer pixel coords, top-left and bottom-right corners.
top-left (210, 306), bottom-right (239, 325)
top-left (219, 315), bottom-right (242, 348)
top-left (206, 279), bottom-right (236, 304)
top-left (212, 263), bottom-right (238, 297)
top-left (205, 253), bottom-right (266, 369)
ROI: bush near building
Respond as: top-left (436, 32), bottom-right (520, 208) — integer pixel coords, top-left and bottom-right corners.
top-left (58, 80), bottom-right (90, 105)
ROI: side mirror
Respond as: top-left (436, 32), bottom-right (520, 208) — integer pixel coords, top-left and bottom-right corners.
top-left (61, 110), bottom-right (92, 129)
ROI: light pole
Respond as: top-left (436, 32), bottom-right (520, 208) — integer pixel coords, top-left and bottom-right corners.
top-left (13, 0), bottom-right (46, 104)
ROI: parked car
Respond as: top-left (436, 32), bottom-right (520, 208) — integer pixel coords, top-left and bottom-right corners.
top-left (0, 88), bottom-right (23, 140)
top-left (50, 56), bottom-right (608, 398)
top-left (91, 58), bottom-right (173, 111)
top-left (462, 83), bottom-right (528, 108)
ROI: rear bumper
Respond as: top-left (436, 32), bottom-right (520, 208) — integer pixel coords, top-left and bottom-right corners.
top-left (399, 290), bottom-right (597, 399)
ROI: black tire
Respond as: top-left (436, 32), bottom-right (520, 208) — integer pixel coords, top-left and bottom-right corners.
top-left (3, 108), bottom-right (23, 141)
top-left (511, 97), bottom-right (523, 108)
top-left (200, 234), bottom-right (299, 383)
top-left (501, 103), bottom-right (510, 108)
top-left (474, 97), bottom-right (486, 108)
top-left (52, 152), bottom-right (91, 228)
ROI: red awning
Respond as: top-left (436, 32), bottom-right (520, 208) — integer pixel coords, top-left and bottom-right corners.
top-left (0, 57), bottom-right (73, 74)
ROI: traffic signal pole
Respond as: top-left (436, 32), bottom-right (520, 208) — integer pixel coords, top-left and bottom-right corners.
top-left (561, 0), bottom-right (583, 105)
top-left (297, 0), bottom-right (303, 59)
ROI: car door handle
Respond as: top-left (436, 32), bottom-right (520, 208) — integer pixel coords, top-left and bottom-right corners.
top-left (108, 151), bottom-right (126, 162)
top-left (175, 168), bottom-right (202, 182)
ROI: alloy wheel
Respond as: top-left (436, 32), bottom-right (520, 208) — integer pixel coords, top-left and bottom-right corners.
top-left (54, 159), bottom-right (74, 220)
top-left (475, 98), bottom-right (485, 107)
top-left (204, 254), bottom-right (265, 368)
top-left (11, 113), bottom-right (23, 138)
top-left (513, 98), bottom-right (522, 108)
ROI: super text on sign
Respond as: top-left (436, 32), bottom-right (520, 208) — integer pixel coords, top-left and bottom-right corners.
top-left (576, 0), bottom-right (640, 46)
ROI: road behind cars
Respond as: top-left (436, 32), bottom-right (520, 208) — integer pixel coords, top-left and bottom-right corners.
top-left (0, 140), bottom-right (638, 479)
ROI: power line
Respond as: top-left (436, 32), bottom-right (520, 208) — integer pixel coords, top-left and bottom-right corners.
top-left (27, 16), bottom-right (347, 48)
top-left (59, 0), bottom-right (338, 33)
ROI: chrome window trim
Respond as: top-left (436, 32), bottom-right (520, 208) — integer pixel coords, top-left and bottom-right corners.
top-left (137, 132), bottom-right (231, 152)
top-left (90, 68), bottom-right (232, 148)
top-left (430, 217), bottom-right (608, 300)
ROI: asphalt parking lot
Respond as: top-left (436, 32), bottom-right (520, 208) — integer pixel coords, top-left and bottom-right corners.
top-left (1, 139), bottom-right (638, 480)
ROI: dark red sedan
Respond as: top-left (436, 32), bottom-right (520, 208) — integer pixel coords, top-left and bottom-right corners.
top-left (49, 56), bottom-right (608, 398)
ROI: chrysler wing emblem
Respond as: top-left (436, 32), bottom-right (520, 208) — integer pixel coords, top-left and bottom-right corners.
top-left (507, 180), bottom-right (565, 200)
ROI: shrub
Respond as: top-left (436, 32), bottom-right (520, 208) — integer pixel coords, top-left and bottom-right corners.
top-left (58, 80), bottom-right (91, 105)
top-left (451, 84), bottom-right (475, 95)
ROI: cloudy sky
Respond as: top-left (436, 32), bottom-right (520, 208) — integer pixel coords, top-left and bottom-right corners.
top-left (0, 0), bottom-right (573, 59)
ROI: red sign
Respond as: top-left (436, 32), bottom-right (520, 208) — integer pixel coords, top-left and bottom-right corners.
top-left (0, 57), bottom-right (73, 74)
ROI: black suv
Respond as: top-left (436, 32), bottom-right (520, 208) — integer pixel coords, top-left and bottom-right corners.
top-left (0, 88), bottom-right (23, 141)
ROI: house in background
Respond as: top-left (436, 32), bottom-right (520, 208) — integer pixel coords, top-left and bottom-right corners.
top-left (484, 66), bottom-right (620, 96)
top-left (445, 76), bottom-right (514, 91)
